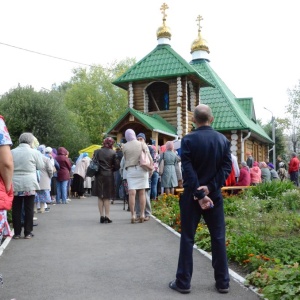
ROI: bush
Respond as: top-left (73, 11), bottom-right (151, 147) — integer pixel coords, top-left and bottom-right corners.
top-left (247, 180), bottom-right (296, 199)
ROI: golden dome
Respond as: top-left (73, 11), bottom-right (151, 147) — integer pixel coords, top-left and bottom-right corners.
top-left (156, 3), bottom-right (172, 40)
top-left (191, 15), bottom-right (210, 54)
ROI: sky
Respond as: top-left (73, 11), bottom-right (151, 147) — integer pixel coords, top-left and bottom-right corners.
top-left (1, 0), bottom-right (300, 124)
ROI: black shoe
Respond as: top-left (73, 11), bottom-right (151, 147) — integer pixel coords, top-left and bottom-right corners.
top-left (216, 284), bottom-right (229, 294)
top-left (33, 222), bottom-right (38, 226)
top-left (169, 280), bottom-right (191, 294)
top-left (13, 235), bottom-right (21, 240)
top-left (100, 216), bottom-right (105, 223)
top-left (105, 216), bottom-right (112, 223)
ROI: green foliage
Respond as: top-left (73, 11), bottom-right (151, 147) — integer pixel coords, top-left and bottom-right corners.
top-left (194, 223), bottom-right (211, 251)
top-left (64, 60), bottom-right (134, 144)
top-left (152, 194), bottom-right (181, 231)
top-left (261, 119), bottom-right (287, 163)
top-left (246, 263), bottom-right (300, 300)
top-left (0, 85), bottom-right (91, 158)
top-left (247, 180), bottom-right (295, 199)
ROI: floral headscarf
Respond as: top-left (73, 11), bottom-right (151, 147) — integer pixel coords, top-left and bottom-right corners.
top-left (103, 137), bottom-right (115, 149)
top-left (166, 141), bottom-right (174, 151)
top-left (260, 162), bottom-right (268, 168)
top-left (125, 129), bottom-right (136, 142)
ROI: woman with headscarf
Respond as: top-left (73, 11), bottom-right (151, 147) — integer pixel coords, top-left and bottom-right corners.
top-left (45, 147), bottom-right (60, 203)
top-left (260, 161), bottom-right (271, 183)
top-left (11, 133), bottom-right (44, 239)
top-left (234, 161), bottom-right (250, 186)
top-left (71, 152), bottom-right (91, 199)
top-left (92, 137), bottom-right (118, 224)
top-left (122, 129), bottom-right (152, 223)
top-left (34, 145), bottom-right (53, 213)
top-left (250, 161), bottom-right (262, 186)
top-left (55, 147), bottom-right (71, 204)
top-left (159, 141), bottom-right (180, 195)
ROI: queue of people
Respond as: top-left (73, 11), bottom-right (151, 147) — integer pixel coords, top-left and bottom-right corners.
top-left (225, 152), bottom-right (300, 187)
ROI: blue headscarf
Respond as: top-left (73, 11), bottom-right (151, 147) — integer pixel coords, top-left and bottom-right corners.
top-left (37, 144), bottom-right (46, 155)
top-left (76, 152), bottom-right (88, 163)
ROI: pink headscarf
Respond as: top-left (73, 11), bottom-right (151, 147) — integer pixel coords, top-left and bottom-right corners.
top-left (125, 129), bottom-right (136, 142)
top-left (253, 161), bottom-right (259, 167)
top-left (166, 141), bottom-right (174, 151)
top-left (103, 137), bottom-right (115, 149)
top-left (260, 162), bottom-right (267, 168)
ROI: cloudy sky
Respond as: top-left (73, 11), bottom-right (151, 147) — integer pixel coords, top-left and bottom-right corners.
top-left (1, 0), bottom-right (300, 123)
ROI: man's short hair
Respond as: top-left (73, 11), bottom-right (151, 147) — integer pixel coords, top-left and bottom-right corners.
top-left (194, 105), bottom-right (212, 124)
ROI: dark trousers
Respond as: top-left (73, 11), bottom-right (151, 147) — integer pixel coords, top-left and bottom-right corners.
top-left (176, 191), bottom-right (229, 290)
top-left (150, 171), bottom-right (159, 200)
top-left (290, 171), bottom-right (299, 186)
top-left (12, 195), bottom-right (35, 236)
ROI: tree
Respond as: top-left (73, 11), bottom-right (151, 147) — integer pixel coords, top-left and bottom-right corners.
top-left (262, 118), bottom-right (287, 163)
top-left (286, 80), bottom-right (300, 153)
top-left (63, 59), bottom-right (135, 144)
top-left (0, 85), bottom-right (90, 158)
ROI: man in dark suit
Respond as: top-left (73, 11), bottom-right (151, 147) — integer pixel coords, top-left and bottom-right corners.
top-left (169, 104), bottom-right (232, 294)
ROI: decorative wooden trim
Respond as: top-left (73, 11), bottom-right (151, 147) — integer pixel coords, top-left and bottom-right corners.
top-left (129, 82), bottom-right (134, 108)
top-left (177, 77), bottom-right (183, 138)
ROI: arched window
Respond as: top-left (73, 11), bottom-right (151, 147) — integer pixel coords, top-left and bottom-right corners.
top-left (146, 82), bottom-right (169, 112)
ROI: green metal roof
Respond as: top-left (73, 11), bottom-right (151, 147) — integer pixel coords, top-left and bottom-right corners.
top-left (106, 107), bottom-right (177, 137)
top-left (112, 44), bottom-right (214, 90)
top-left (190, 59), bottom-right (272, 143)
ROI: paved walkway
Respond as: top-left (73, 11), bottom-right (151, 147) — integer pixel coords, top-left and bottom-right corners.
top-left (0, 196), bottom-right (260, 300)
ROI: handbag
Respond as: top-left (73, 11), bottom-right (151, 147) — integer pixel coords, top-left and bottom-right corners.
top-left (0, 177), bottom-right (13, 210)
top-left (158, 153), bottom-right (165, 176)
top-left (139, 144), bottom-right (153, 172)
top-left (86, 159), bottom-right (100, 177)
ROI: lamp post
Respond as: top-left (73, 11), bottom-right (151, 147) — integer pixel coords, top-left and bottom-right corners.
top-left (264, 107), bottom-right (276, 166)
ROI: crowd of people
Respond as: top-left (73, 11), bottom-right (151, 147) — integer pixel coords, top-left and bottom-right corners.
top-left (92, 130), bottom-right (183, 224)
top-left (2, 103), bottom-right (300, 296)
top-left (0, 120), bottom-right (183, 242)
top-left (224, 152), bottom-right (299, 188)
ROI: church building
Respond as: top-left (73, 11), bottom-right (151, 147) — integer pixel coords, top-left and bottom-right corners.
top-left (105, 3), bottom-right (272, 163)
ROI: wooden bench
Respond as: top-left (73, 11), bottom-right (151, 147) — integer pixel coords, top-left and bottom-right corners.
top-left (174, 186), bottom-right (252, 196)
top-left (221, 186), bottom-right (253, 194)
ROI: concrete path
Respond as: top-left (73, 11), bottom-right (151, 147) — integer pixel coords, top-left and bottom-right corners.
top-left (0, 196), bottom-right (260, 300)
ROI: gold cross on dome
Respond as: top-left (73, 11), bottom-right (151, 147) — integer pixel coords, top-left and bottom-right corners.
top-left (160, 3), bottom-right (169, 20)
top-left (196, 15), bottom-right (203, 31)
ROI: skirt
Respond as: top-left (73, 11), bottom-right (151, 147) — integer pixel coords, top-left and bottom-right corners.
top-left (92, 173), bottom-right (114, 199)
top-left (126, 165), bottom-right (149, 190)
top-left (71, 174), bottom-right (85, 195)
top-left (35, 190), bottom-right (51, 203)
top-left (50, 177), bottom-right (57, 196)
top-left (0, 210), bottom-right (12, 237)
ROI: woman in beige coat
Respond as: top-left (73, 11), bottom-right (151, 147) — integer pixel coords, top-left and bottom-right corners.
top-left (122, 129), bottom-right (152, 223)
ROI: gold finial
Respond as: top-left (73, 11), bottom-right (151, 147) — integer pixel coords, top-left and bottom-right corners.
top-left (160, 3), bottom-right (169, 21)
top-left (191, 14), bottom-right (209, 54)
top-left (157, 3), bottom-right (171, 40)
top-left (196, 15), bottom-right (203, 33)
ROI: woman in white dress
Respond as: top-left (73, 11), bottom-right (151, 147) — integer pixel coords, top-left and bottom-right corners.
top-left (122, 129), bottom-right (152, 223)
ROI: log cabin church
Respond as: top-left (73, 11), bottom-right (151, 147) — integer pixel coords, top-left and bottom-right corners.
top-left (105, 3), bottom-right (273, 164)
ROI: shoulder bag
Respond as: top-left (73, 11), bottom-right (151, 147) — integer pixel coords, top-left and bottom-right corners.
top-left (86, 152), bottom-right (100, 177)
top-left (139, 144), bottom-right (153, 172)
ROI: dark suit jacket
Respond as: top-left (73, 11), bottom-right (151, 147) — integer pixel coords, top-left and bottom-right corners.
top-left (181, 126), bottom-right (232, 199)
